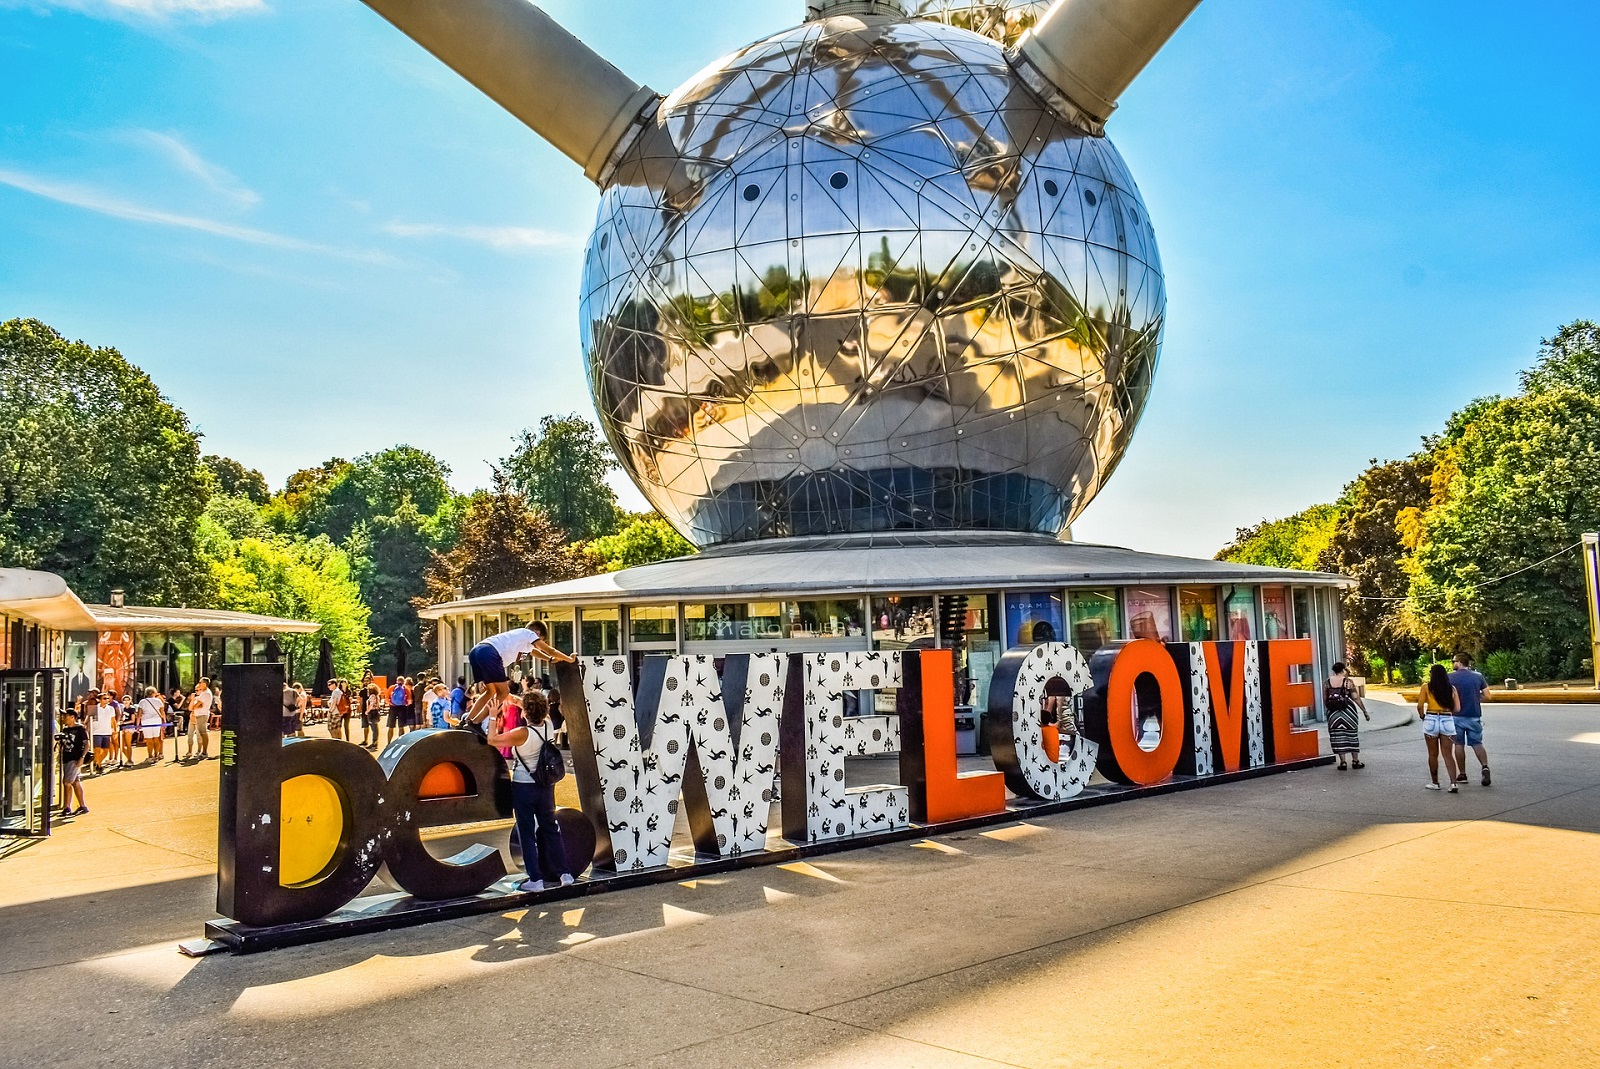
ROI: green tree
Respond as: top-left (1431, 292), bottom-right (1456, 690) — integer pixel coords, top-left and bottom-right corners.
top-left (202, 454), bottom-right (269, 504)
top-left (1319, 456), bottom-right (1434, 678)
top-left (320, 445), bottom-right (454, 544)
top-left (198, 517), bottom-right (375, 681)
top-left (1215, 504), bottom-right (1343, 571)
top-left (202, 493), bottom-right (272, 543)
top-left (0, 318), bottom-right (209, 603)
top-left (261, 458), bottom-right (349, 536)
top-left (347, 502), bottom-right (438, 672)
top-left (422, 474), bottom-right (582, 607)
top-left (1519, 320), bottom-right (1600, 397)
top-left (502, 415), bottom-right (622, 541)
top-left (578, 513), bottom-right (695, 573)
top-left (1406, 388), bottom-right (1600, 677)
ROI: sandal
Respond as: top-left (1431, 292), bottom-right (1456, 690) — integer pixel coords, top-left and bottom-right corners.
top-left (1336, 763), bottom-right (1347, 771)
top-left (1351, 760), bottom-right (1365, 769)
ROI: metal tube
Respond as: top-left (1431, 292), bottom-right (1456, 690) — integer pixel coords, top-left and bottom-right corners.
top-left (1013, 0), bottom-right (1202, 133)
top-left (357, 0), bottom-right (659, 184)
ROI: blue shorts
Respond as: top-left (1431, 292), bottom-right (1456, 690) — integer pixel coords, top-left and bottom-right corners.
top-left (1454, 716), bottom-right (1484, 746)
top-left (469, 642), bottom-right (508, 685)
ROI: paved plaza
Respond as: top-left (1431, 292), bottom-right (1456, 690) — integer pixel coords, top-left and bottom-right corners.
top-left (3, 696), bottom-right (1598, 1068)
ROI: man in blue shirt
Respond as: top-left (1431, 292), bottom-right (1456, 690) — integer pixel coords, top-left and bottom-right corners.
top-left (1448, 653), bottom-right (1491, 786)
top-left (450, 677), bottom-right (468, 722)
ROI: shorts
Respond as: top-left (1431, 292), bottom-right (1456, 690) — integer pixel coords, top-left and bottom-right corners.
top-left (141, 727), bottom-right (161, 740)
top-left (282, 716), bottom-right (299, 736)
top-left (1454, 715), bottom-right (1484, 746)
top-left (62, 760), bottom-right (82, 784)
top-left (469, 642), bottom-right (508, 685)
top-left (1423, 713), bottom-right (1456, 737)
top-left (93, 735), bottom-right (111, 749)
top-left (387, 706), bottom-right (408, 727)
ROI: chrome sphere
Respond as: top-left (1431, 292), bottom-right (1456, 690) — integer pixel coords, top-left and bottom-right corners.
top-left (910, 0), bottom-right (1051, 47)
top-left (580, 16), bottom-right (1164, 547)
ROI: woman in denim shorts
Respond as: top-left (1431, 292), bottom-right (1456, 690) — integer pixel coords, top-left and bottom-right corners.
top-left (1416, 664), bottom-right (1463, 792)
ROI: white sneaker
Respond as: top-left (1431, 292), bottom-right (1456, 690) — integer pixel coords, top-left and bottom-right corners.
top-left (516, 879), bottom-right (545, 893)
top-left (559, 873), bottom-right (575, 887)
top-left (1425, 782), bottom-right (1442, 791)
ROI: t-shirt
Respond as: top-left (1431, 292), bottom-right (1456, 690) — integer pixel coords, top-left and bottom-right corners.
top-left (90, 703), bottom-right (117, 736)
top-left (429, 696), bottom-right (450, 729)
top-left (449, 686), bottom-right (466, 716)
top-left (1448, 668), bottom-right (1488, 717)
top-left (192, 688), bottom-right (215, 714)
top-left (482, 627), bottom-right (541, 666)
top-left (60, 724), bottom-right (90, 762)
top-left (328, 686), bottom-right (344, 715)
top-left (138, 696), bottom-right (165, 726)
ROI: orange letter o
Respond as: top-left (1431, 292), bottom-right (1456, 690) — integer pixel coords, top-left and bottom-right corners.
top-left (1103, 639), bottom-right (1185, 785)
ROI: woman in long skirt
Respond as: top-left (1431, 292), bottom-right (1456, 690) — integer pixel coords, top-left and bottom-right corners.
top-left (1325, 661), bottom-right (1370, 770)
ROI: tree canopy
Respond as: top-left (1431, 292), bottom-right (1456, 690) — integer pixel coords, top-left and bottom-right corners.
top-left (502, 415), bottom-right (622, 542)
top-left (1215, 504), bottom-right (1342, 571)
top-left (0, 318), bottom-right (209, 603)
top-left (579, 514), bottom-right (696, 573)
top-left (423, 474), bottom-right (582, 604)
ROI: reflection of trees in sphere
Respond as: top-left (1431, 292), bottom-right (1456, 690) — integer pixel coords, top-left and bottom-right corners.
top-left (910, 0), bottom-right (1052, 47)
top-left (581, 17), bottom-right (1164, 547)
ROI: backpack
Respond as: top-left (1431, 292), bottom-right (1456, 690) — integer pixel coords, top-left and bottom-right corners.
top-left (390, 684), bottom-right (407, 706)
top-left (1324, 680), bottom-right (1353, 712)
top-left (514, 726), bottom-right (566, 787)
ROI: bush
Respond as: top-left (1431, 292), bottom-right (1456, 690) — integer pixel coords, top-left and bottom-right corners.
top-left (1483, 650), bottom-right (1521, 684)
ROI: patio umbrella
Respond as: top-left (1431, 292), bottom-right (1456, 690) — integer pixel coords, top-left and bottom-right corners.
top-left (394, 634), bottom-right (411, 678)
top-left (264, 637), bottom-right (283, 663)
top-left (312, 637), bottom-right (335, 697)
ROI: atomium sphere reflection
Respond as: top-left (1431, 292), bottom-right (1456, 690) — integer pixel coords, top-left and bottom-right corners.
top-left (580, 17), bottom-right (1165, 548)
top-left (910, 0), bottom-right (1052, 47)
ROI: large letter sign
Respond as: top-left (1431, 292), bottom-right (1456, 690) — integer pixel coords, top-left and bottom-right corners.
top-left (216, 663), bottom-right (511, 928)
top-left (985, 643), bottom-right (1099, 800)
top-left (570, 653), bottom-right (786, 869)
top-left (212, 638), bottom-right (1332, 944)
top-left (781, 651), bottom-right (908, 843)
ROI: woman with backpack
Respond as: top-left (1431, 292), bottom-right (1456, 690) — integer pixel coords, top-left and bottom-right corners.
top-left (1324, 661), bottom-right (1370, 771)
top-left (486, 691), bottom-right (575, 893)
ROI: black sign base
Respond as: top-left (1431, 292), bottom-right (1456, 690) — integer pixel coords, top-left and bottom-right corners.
top-left (197, 755), bottom-right (1331, 954)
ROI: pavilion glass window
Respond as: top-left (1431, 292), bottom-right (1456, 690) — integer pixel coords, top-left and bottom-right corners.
top-left (1004, 591), bottom-right (1065, 647)
top-left (788, 599), bottom-right (865, 638)
top-left (1068, 589), bottom-right (1122, 653)
top-left (870, 595), bottom-right (935, 650)
top-left (579, 608), bottom-right (621, 656)
top-left (1178, 587), bottom-right (1219, 642)
top-left (1124, 587), bottom-right (1174, 641)
top-left (1261, 585), bottom-right (1292, 640)
top-left (628, 605), bottom-right (677, 644)
top-left (1224, 587), bottom-right (1258, 641)
top-left (533, 608), bottom-right (575, 656)
top-left (683, 602), bottom-right (786, 642)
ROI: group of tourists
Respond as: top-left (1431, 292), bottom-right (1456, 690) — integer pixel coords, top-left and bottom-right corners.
top-left (53, 677), bottom-right (219, 819)
top-left (1324, 653), bottom-right (1493, 790)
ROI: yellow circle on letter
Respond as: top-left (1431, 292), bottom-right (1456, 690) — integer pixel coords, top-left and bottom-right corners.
top-left (280, 774), bottom-right (343, 887)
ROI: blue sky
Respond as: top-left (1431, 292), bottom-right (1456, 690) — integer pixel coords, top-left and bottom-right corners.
top-left (3, 0), bottom-right (1597, 557)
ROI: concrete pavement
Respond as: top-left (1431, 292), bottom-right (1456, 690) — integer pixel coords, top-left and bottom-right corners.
top-left (2, 705), bottom-right (1599, 1068)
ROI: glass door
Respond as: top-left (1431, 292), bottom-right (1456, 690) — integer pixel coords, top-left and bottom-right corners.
top-left (1, 669), bottom-right (61, 836)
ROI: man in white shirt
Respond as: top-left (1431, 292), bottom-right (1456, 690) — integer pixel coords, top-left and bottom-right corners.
top-left (327, 680), bottom-right (346, 740)
top-left (464, 625), bottom-right (575, 726)
top-left (88, 691), bottom-right (116, 774)
top-left (187, 678), bottom-right (215, 760)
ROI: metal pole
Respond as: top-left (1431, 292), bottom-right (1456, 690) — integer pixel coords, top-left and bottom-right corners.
top-left (1582, 533), bottom-right (1600, 689)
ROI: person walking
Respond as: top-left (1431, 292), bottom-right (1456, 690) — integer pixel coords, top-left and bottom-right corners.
top-left (1416, 663), bottom-right (1463, 792)
top-left (57, 708), bottom-right (89, 816)
top-left (486, 692), bottom-right (576, 893)
top-left (386, 676), bottom-right (411, 745)
top-left (116, 695), bottom-right (138, 769)
top-left (1324, 662), bottom-right (1371, 770)
top-left (88, 691), bottom-right (116, 774)
top-left (136, 686), bottom-right (166, 762)
top-left (186, 678), bottom-right (214, 760)
top-left (360, 684), bottom-right (381, 748)
top-left (1449, 653), bottom-right (1491, 786)
top-left (327, 678), bottom-right (347, 740)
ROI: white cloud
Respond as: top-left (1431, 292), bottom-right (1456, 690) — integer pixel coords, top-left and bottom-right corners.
top-left (382, 221), bottom-right (580, 253)
top-left (23, 0), bottom-right (267, 19)
top-left (132, 130), bottom-right (260, 208)
top-left (0, 166), bottom-right (391, 264)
